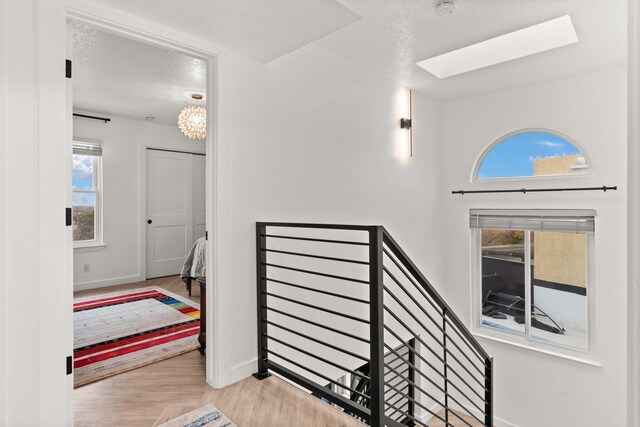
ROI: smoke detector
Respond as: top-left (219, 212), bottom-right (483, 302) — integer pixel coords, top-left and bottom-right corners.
top-left (434, 0), bottom-right (456, 16)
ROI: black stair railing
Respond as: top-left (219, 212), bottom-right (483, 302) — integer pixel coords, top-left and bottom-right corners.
top-left (254, 223), bottom-right (493, 427)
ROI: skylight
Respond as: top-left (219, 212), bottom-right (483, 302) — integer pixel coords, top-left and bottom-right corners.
top-left (416, 15), bottom-right (578, 79)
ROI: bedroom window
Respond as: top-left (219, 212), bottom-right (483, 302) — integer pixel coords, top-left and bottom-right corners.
top-left (474, 130), bottom-right (590, 180)
top-left (470, 209), bottom-right (594, 353)
top-left (72, 142), bottom-right (103, 247)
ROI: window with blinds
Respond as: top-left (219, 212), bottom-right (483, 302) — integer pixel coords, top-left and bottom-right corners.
top-left (470, 209), bottom-right (593, 353)
top-left (72, 142), bottom-right (103, 246)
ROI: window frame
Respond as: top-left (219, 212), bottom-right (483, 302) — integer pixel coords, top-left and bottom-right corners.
top-left (72, 143), bottom-right (104, 249)
top-left (470, 210), bottom-right (597, 363)
top-left (470, 128), bottom-right (593, 183)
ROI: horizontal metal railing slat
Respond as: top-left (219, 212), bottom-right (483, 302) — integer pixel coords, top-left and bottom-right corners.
top-left (382, 231), bottom-right (490, 360)
top-left (265, 277), bottom-right (369, 304)
top-left (263, 248), bottom-right (369, 265)
top-left (383, 322), bottom-right (487, 404)
top-left (255, 223), bottom-right (492, 427)
top-left (265, 306), bottom-right (370, 344)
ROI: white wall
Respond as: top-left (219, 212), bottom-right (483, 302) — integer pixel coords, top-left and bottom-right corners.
top-left (72, 113), bottom-right (205, 290)
top-left (627, 1), bottom-right (639, 425)
top-left (5, 1), bottom-right (44, 425)
top-left (3, 0), bottom-right (72, 424)
top-left (441, 67), bottom-right (628, 427)
top-left (4, 1), bottom-right (634, 426)
top-left (213, 46), bottom-right (445, 384)
top-left (0, 0), bottom-right (8, 423)
top-left (3, 3), bottom-right (446, 424)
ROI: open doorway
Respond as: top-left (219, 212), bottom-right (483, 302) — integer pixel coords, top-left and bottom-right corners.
top-left (68, 19), bottom-right (213, 424)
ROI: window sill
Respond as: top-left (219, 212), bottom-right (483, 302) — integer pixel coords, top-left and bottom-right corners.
top-left (74, 243), bottom-right (106, 253)
top-left (472, 330), bottom-right (602, 368)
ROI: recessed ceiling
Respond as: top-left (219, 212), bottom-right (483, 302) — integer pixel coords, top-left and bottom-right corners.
top-left (72, 22), bottom-right (206, 125)
top-left (88, 0), bottom-right (361, 63)
top-left (317, 0), bottom-right (626, 100)
top-left (83, 0), bottom-right (626, 101)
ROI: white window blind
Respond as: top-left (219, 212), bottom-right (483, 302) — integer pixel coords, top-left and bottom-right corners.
top-left (469, 209), bottom-right (595, 234)
top-left (73, 142), bottom-right (102, 157)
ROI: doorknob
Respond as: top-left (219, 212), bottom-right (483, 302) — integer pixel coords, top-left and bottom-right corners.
top-left (147, 219), bottom-right (152, 224)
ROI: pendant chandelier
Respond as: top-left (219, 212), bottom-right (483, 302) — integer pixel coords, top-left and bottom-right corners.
top-left (178, 93), bottom-right (206, 140)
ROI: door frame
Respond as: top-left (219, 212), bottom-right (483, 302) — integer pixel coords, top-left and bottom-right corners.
top-left (629, 1), bottom-right (640, 426)
top-left (60, 2), bottom-right (229, 423)
top-left (143, 148), bottom-right (205, 279)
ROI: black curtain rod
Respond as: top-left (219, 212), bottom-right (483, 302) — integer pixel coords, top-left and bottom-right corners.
top-left (73, 113), bottom-right (111, 123)
top-left (452, 186), bottom-right (617, 195)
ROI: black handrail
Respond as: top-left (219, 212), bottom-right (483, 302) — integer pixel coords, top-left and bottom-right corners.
top-left (254, 222), bottom-right (493, 427)
top-left (381, 228), bottom-right (490, 360)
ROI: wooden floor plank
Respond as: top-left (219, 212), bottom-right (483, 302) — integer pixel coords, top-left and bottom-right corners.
top-left (74, 276), bottom-right (482, 427)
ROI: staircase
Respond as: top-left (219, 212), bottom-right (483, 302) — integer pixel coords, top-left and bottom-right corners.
top-left (253, 223), bottom-right (493, 427)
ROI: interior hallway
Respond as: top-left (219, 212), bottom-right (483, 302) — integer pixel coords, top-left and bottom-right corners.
top-left (73, 276), bottom-right (480, 426)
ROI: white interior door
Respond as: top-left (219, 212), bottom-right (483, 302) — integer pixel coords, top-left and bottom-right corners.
top-left (193, 154), bottom-right (207, 241)
top-left (146, 149), bottom-right (194, 278)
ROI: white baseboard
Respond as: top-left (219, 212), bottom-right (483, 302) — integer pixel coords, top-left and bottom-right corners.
top-left (230, 357), bottom-right (257, 384)
top-left (419, 403), bottom-right (517, 427)
top-left (74, 274), bottom-right (145, 291)
top-left (494, 416), bottom-right (518, 427)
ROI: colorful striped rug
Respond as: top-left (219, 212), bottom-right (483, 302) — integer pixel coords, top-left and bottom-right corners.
top-left (73, 287), bottom-right (200, 387)
top-left (157, 404), bottom-right (236, 427)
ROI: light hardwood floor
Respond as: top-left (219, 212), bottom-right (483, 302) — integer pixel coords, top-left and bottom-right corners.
top-left (73, 276), bottom-right (481, 427)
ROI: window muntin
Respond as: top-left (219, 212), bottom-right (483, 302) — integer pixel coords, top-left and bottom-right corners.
top-left (72, 143), bottom-right (102, 246)
top-left (475, 131), bottom-right (589, 180)
top-left (472, 210), bottom-right (592, 353)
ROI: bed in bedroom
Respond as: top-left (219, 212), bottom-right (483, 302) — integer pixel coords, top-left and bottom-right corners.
top-left (181, 236), bottom-right (206, 296)
top-left (180, 236), bottom-right (207, 353)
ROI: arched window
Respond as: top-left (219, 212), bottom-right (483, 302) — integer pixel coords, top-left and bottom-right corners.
top-left (474, 130), bottom-right (590, 180)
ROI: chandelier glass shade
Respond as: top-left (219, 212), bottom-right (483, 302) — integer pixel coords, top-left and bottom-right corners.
top-left (178, 104), bottom-right (207, 140)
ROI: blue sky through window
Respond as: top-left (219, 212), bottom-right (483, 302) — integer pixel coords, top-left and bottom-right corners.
top-left (477, 132), bottom-right (581, 179)
top-left (72, 154), bottom-right (95, 206)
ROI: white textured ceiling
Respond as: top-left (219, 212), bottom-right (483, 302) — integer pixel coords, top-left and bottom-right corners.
top-left (318, 0), bottom-right (626, 100)
top-left (72, 22), bottom-right (206, 125)
top-left (88, 0), bottom-right (361, 62)
top-left (82, 0), bottom-right (626, 103)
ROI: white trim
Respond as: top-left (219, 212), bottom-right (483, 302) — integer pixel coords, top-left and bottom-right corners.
top-left (230, 357), bottom-right (258, 384)
top-left (206, 46), bottom-right (227, 390)
top-left (524, 231), bottom-right (532, 338)
top-left (139, 140), bottom-right (147, 281)
top-left (63, 2), bottom-right (229, 394)
top-left (469, 127), bottom-right (594, 183)
top-left (73, 243), bottom-right (106, 253)
top-left (73, 274), bottom-right (145, 291)
top-left (415, 402), bottom-right (443, 425)
top-left (13, 2), bottom-right (234, 424)
top-left (470, 224), bottom-right (596, 359)
top-left (473, 331), bottom-right (602, 367)
top-left (628, 1), bottom-right (640, 426)
top-left (72, 149), bottom-right (103, 248)
top-left (0, 0), bottom-right (7, 423)
top-left (419, 402), bottom-right (519, 427)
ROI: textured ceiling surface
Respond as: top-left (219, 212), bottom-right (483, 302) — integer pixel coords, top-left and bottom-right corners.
top-left (89, 0), bottom-right (361, 62)
top-left (317, 0), bottom-right (626, 99)
top-left (82, 0), bottom-right (626, 103)
top-left (72, 22), bottom-right (206, 125)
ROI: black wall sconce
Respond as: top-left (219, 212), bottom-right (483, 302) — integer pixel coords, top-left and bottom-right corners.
top-left (400, 89), bottom-right (413, 157)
